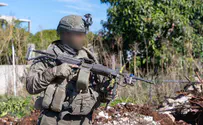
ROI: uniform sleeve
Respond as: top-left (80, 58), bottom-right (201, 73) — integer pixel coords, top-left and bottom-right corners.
top-left (26, 61), bottom-right (55, 94)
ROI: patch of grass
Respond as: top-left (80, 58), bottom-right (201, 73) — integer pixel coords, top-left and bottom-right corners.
top-left (0, 95), bottom-right (34, 118)
top-left (110, 97), bottom-right (136, 106)
top-left (100, 97), bottom-right (137, 107)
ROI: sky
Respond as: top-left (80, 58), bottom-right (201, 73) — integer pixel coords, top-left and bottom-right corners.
top-left (0, 0), bottom-right (109, 34)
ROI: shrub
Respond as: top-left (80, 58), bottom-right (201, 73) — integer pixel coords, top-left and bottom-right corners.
top-left (0, 95), bottom-right (34, 118)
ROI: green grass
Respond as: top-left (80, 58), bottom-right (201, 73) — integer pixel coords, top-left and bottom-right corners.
top-left (100, 97), bottom-right (137, 107)
top-left (0, 95), bottom-right (34, 118)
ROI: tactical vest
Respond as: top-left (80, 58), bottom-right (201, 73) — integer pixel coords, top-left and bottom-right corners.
top-left (36, 42), bottom-right (99, 118)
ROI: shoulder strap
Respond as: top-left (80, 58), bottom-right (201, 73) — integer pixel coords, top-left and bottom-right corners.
top-left (49, 40), bottom-right (65, 56)
top-left (82, 47), bottom-right (99, 64)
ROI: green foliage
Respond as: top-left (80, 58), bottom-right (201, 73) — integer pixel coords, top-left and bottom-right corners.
top-left (101, 0), bottom-right (203, 74)
top-left (100, 97), bottom-right (136, 107)
top-left (110, 97), bottom-right (136, 106)
top-left (84, 32), bottom-right (96, 47)
top-left (0, 26), bottom-right (59, 64)
top-left (0, 25), bottom-right (30, 64)
top-left (30, 29), bottom-right (59, 50)
top-left (0, 96), bottom-right (34, 118)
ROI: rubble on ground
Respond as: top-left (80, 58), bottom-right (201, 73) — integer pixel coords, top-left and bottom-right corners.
top-left (0, 103), bottom-right (187, 125)
top-left (1, 82), bottom-right (203, 125)
top-left (93, 102), bottom-right (194, 125)
top-left (93, 103), bottom-right (175, 125)
top-left (159, 82), bottom-right (203, 125)
top-left (0, 110), bottom-right (40, 125)
top-left (93, 82), bottom-right (203, 125)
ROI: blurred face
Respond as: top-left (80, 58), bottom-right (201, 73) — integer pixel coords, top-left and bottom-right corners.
top-left (61, 32), bottom-right (86, 50)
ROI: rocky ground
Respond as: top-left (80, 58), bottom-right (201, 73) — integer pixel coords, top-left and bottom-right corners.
top-left (0, 103), bottom-right (190, 125)
top-left (158, 82), bottom-right (203, 125)
top-left (0, 82), bottom-right (203, 125)
top-left (0, 110), bottom-right (40, 125)
top-left (93, 103), bottom-right (176, 125)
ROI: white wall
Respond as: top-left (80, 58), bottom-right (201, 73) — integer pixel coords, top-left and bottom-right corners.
top-left (0, 65), bottom-right (28, 95)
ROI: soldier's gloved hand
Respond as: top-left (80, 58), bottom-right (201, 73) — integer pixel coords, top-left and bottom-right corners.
top-left (53, 63), bottom-right (78, 78)
top-left (43, 63), bottom-right (78, 82)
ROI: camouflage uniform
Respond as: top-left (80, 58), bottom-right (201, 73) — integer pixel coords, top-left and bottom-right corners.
top-left (26, 15), bottom-right (103, 125)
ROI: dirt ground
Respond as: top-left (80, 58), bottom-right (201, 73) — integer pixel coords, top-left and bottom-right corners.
top-left (0, 110), bottom-right (40, 125)
top-left (0, 103), bottom-right (193, 125)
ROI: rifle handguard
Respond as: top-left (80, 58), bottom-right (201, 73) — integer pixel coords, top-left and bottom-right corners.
top-left (91, 64), bottom-right (118, 77)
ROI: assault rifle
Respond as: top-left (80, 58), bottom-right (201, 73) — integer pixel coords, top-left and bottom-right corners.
top-left (26, 46), bottom-right (153, 85)
top-left (25, 46), bottom-right (154, 106)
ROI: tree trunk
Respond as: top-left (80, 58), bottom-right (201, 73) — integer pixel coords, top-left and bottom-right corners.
top-left (111, 53), bottom-right (116, 70)
top-left (119, 50), bottom-right (122, 68)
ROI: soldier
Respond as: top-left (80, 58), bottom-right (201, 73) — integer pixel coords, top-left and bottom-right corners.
top-left (26, 15), bottom-right (107, 125)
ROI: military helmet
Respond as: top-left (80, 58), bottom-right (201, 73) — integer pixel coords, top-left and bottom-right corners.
top-left (57, 15), bottom-right (86, 34)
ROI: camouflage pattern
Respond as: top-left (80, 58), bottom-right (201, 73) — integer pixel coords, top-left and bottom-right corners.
top-left (26, 41), bottom-right (100, 125)
top-left (57, 15), bottom-right (86, 34)
top-left (38, 110), bottom-right (92, 125)
top-left (26, 15), bottom-right (105, 125)
top-left (26, 43), bottom-right (71, 94)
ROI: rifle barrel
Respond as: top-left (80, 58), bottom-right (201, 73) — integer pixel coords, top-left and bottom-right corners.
top-left (161, 80), bottom-right (200, 84)
top-left (132, 76), bottom-right (154, 84)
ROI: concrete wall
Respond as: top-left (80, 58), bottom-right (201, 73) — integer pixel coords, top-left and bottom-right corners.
top-left (0, 65), bottom-right (28, 95)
